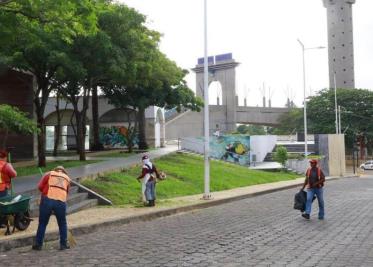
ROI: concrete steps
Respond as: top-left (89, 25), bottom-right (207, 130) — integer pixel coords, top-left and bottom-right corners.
top-left (28, 186), bottom-right (99, 218)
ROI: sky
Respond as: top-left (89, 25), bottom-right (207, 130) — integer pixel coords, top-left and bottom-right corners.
top-left (121, 0), bottom-right (373, 107)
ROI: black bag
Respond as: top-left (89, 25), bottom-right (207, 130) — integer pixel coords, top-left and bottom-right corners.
top-left (294, 190), bottom-right (317, 212)
top-left (294, 190), bottom-right (307, 212)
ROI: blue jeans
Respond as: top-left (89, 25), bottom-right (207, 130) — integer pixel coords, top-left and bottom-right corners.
top-left (305, 188), bottom-right (325, 219)
top-left (35, 196), bottom-right (68, 247)
top-left (145, 180), bottom-right (156, 201)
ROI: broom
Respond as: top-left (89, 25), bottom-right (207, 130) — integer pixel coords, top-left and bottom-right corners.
top-left (38, 168), bottom-right (76, 247)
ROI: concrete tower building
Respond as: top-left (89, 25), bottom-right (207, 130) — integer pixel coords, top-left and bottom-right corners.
top-left (323, 0), bottom-right (356, 89)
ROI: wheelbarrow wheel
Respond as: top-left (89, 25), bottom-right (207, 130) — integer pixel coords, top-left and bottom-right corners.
top-left (14, 211), bottom-right (31, 231)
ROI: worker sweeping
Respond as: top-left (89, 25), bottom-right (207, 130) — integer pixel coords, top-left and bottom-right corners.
top-left (32, 166), bottom-right (71, 251)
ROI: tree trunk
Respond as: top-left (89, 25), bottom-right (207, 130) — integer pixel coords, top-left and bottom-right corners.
top-left (37, 113), bottom-right (46, 167)
top-left (74, 110), bottom-right (86, 161)
top-left (91, 86), bottom-right (103, 151)
top-left (53, 93), bottom-right (61, 157)
top-left (137, 107), bottom-right (148, 149)
top-left (1, 128), bottom-right (9, 150)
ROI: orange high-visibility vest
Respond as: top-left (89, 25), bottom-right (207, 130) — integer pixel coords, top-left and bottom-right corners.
top-left (47, 171), bottom-right (70, 202)
top-left (0, 160), bottom-right (11, 191)
top-left (306, 167), bottom-right (323, 188)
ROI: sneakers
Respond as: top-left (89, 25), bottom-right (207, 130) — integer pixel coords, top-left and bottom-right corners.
top-left (59, 244), bottom-right (71, 250)
top-left (32, 244), bottom-right (42, 251)
top-left (302, 213), bottom-right (310, 220)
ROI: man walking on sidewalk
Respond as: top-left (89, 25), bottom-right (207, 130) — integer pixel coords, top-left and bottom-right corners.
top-left (32, 166), bottom-right (71, 251)
top-left (301, 159), bottom-right (326, 220)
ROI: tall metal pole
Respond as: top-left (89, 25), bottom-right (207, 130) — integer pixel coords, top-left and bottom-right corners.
top-left (297, 39), bottom-right (308, 157)
top-left (338, 105), bottom-right (341, 134)
top-left (203, 0), bottom-right (211, 199)
top-left (334, 73), bottom-right (338, 134)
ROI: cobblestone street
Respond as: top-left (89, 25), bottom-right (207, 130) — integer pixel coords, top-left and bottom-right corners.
top-left (3, 176), bottom-right (373, 267)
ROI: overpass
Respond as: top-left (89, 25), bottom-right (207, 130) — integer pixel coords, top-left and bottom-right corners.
top-left (165, 54), bottom-right (291, 140)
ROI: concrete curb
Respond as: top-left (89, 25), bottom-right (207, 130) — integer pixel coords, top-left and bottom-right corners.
top-left (0, 176), bottom-right (344, 252)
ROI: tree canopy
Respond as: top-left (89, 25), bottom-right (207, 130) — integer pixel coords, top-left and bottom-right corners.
top-left (274, 88), bottom-right (373, 149)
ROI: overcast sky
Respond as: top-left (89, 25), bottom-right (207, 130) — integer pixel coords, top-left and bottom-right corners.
top-left (122, 0), bottom-right (373, 107)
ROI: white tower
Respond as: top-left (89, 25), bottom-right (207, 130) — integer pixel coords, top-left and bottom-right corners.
top-left (323, 0), bottom-right (356, 89)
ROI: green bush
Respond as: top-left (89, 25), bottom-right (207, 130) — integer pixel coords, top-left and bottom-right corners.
top-left (274, 146), bottom-right (288, 168)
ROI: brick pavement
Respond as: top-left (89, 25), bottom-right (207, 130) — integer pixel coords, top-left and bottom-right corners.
top-left (2, 176), bottom-right (373, 267)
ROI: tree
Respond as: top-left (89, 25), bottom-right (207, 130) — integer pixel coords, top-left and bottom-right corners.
top-left (274, 145), bottom-right (288, 169)
top-left (0, 0), bottom-right (97, 166)
top-left (274, 88), bottom-right (373, 152)
top-left (100, 3), bottom-right (203, 149)
top-left (236, 124), bottom-right (266, 135)
top-left (104, 50), bottom-right (203, 149)
top-left (0, 104), bottom-right (39, 149)
top-left (307, 88), bottom-right (373, 151)
top-left (271, 108), bottom-right (303, 135)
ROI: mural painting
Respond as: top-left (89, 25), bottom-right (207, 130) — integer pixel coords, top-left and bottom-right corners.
top-left (99, 126), bottom-right (139, 148)
top-left (209, 135), bottom-right (250, 166)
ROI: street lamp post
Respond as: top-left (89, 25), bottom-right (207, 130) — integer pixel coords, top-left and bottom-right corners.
top-left (203, 0), bottom-right (211, 199)
top-left (297, 39), bottom-right (325, 157)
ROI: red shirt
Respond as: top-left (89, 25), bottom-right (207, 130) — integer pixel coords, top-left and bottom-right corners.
top-left (0, 160), bottom-right (17, 187)
top-left (38, 171), bottom-right (70, 197)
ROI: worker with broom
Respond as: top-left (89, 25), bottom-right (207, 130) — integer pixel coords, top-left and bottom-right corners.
top-left (32, 166), bottom-right (71, 251)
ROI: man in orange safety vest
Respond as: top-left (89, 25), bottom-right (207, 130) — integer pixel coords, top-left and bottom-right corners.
top-left (32, 166), bottom-right (71, 251)
top-left (301, 159), bottom-right (326, 220)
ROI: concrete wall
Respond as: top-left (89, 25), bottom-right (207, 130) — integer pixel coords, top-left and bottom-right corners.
top-left (250, 135), bottom-right (277, 162)
top-left (328, 134), bottom-right (346, 176)
top-left (180, 135), bottom-right (276, 163)
top-left (286, 134), bottom-right (345, 176)
top-left (0, 69), bottom-right (35, 160)
top-left (236, 107), bottom-right (290, 126)
top-left (44, 96), bottom-right (164, 148)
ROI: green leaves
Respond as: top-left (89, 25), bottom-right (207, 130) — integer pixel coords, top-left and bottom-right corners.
top-left (0, 104), bottom-right (39, 135)
top-left (274, 146), bottom-right (288, 168)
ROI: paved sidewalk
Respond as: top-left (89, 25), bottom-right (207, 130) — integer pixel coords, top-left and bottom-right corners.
top-left (12, 145), bottom-right (178, 194)
top-left (0, 174), bottom-right (343, 251)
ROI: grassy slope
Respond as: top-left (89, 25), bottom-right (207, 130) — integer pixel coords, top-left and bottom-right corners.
top-left (82, 153), bottom-right (300, 206)
top-left (16, 160), bottom-right (101, 177)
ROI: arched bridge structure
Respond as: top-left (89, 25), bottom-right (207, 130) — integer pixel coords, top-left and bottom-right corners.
top-left (165, 54), bottom-right (291, 140)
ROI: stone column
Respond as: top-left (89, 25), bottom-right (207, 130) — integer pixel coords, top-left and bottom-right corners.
top-left (323, 0), bottom-right (356, 89)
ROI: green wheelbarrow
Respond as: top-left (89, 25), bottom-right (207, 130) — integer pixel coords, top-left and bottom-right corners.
top-left (0, 194), bottom-right (32, 235)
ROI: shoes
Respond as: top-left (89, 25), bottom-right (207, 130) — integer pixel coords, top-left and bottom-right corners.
top-left (32, 244), bottom-right (42, 251)
top-left (318, 217), bottom-right (324, 220)
top-left (59, 244), bottom-right (71, 250)
top-left (302, 213), bottom-right (310, 220)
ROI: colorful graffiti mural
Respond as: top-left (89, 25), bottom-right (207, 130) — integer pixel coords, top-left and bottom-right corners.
top-left (99, 126), bottom-right (139, 148)
top-left (209, 135), bottom-right (250, 166)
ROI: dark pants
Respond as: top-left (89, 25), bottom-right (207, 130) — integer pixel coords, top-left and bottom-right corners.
top-left (35, 196), bottom-right (67, 247)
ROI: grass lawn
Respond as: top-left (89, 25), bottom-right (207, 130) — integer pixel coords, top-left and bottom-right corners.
top-left (82, 153), bottom-right (300, 206)
top-left (16, 160), bottom-right (101, 177)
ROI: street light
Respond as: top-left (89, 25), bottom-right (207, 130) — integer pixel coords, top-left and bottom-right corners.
top-left (203, 0), bottom-right (211, 199)
top-left (297, 39), bottom-right (325, 157)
